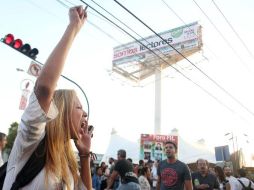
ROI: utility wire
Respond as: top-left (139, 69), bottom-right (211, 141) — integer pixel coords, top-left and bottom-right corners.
top-left (59, 0), bottom-right (163, 70)
top-left (57, 0), bottom-right (124, 46)
top-left (113, 0), bottom-right (254, 118)
top-left (211, 0), bottom-right (254, 59)
top-left (55, 0), bottom-right (254, 125)
top-left (87, 0), bottom-right (170, 73)
top-left (77, 0), bottom-right (247, 116)
top-left (160, 0), bottom-right (218, 59)
top-left (88, 0), bottom-right (207, 80)
top-left (56, 0), bottom-right (70, 9)
top-left (192, 0), bottom-right (251, 72)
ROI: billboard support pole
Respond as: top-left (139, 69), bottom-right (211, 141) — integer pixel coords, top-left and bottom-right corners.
top-left (154, 65), bottom-right (161, 134)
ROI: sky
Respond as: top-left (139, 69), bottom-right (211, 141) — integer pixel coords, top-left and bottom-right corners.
top-left (0, 0), bottom-right (254, 165)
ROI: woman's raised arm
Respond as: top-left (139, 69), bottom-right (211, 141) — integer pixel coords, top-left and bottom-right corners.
top-left (35, 6), bottom-right (87, 113)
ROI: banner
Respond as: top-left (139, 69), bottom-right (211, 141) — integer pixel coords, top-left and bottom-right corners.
top-left (140, 134), bottom-right (178, 161)
top-left (19, 89), bottom-right (30, 110)
top-left (113, 22), bottom-right (201, 65)
top-left (19, 80), bottom-right (33, 110)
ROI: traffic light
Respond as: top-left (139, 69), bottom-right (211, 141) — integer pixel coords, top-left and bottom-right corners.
top-left (1, 33), bottom-right (39, 60)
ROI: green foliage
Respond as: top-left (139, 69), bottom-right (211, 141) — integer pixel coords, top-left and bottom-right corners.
top-left (4, 121), bottom-right (18, 155)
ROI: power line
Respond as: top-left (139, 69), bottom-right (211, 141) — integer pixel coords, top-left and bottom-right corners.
top-left (32, 0), bottom-right (254, 125)
top-left (88, 0), bottom-right (210, 83)
top-left (51, 0), bottom-right (254, 124)
top-left (56, 0), bottom-right (125, 45)
top-left (192, 0), bottom-right (252, 72)
top-left (87, 0), bottom-right (170, 73)
top-left (160, 0), bottom-right (218, 60)
top-left (113, 0), bottom-right (254, 118)
top-left (57, 0), bottom-right (254, 125)
top-left (58, 0), bottom-right (167, 73)
top-left (57, 0), bottom-right (169, 84)
top-left (211, 0), bottom-right (254, 59)
top-left (77, 0), bottom-right (254, 118)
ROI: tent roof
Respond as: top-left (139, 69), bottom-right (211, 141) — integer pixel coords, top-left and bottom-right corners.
top-left (101, 131), bottom-right (216, 164)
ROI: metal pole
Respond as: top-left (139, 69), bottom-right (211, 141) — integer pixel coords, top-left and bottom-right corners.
top-left (154, 66), bottom-right (161, 134)
top-left (221, 146), bottom-right (225, 162)
top-left (235, 136), bottom-right (240, 168)
top-left (231, 133), bottom-right (236, 160)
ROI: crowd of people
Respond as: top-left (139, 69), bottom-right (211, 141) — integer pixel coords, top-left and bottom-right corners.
top-left (88, 141), bottom-right (254, 190)
top-left (0, 5), bottom-right (254, 190)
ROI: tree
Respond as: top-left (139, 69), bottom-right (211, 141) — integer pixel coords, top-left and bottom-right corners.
top-left (4, 122), bottom-right (18, 156)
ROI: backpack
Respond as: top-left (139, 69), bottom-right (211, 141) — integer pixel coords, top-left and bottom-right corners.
top-left (0, 136), bottom-right (46, 190)
top-left (238, 179), bottom-right (254, 190)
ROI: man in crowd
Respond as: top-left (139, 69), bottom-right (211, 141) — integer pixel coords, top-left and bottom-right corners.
top-left (156, 141), bottom-right (192, 190)
top-left (192, 159), bottom-right (219, 190)
top-left (106, 157), bottom-right (119, 190)
top-left (238, 168), bottom-right (254, 189)
top-left (223, 166), bottom-right (241, 190)
top-left (106, 149), bottom-right (140, 189)
top-left (108, 157), bottom-right (115, 175)
top-left (0, 132), bottom-right (7, 167)
top-left (92, 166), bottom-right (103, 190)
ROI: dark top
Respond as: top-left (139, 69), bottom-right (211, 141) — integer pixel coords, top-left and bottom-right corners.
top-left (220, 179), bottom-right (229, 190)
top-left (192, 172), bottom-right (219, 190)
top-left (157, 159), bottom-right (191, 190)
top-left (114, 159), bottom-right (138, 184)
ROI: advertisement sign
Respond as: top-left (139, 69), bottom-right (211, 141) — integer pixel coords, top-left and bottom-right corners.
top-left (140, 134), bottom-right (178, 161)
top-left (19, 80), bottom-right (33, 110)
top-left (113, 22), bottom-right (201, 65)
top-left (19, 89), bottom-right (30, 110)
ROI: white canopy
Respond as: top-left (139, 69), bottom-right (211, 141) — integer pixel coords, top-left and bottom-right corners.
top-left (101, 129), bottom-right (216, 164)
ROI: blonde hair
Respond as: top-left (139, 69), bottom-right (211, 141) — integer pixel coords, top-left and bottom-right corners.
top-left (45, 89), bottom-right (79, 189)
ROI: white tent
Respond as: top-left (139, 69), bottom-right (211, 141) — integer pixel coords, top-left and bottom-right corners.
top-left (101, 129), bottom-right (140, 164)
top-left (101, 129), bottom-right (216, 164)
top-left (177, 136), bottom-right (216, 163)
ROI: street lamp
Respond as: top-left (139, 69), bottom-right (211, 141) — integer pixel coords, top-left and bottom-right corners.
top-left (225, 132), bottom-right (240, 171)
top-left (225, 132), bottom-right (236, 156)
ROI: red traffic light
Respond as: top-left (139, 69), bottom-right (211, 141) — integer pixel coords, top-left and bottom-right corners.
top-left (2, 33), bottom-right (39, 59)
top-left (4, 34), bottom-right (14, 44)
top-left (13, 39), bottom-right (23, 49)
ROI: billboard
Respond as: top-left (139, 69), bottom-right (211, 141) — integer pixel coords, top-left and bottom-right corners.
top-left (113, 22), bottom-right (201, 66)
top-left (140, 134), bottom-right (178, 161)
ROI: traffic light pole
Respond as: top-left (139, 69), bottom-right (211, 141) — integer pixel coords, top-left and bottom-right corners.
top-left (1, 39), bottom-right (90, 120)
